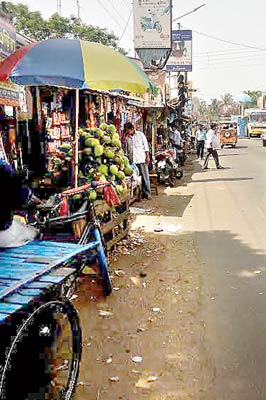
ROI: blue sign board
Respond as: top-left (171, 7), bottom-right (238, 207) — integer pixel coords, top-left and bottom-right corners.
top-left (166, 30), bottom-right (192, 72)
top-left (237, 117), bottom-right (248, 138)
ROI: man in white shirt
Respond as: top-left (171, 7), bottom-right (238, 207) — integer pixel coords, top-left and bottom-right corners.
top-left (195, 124), bottom-right (207, 160)
top-left (202, 124), bottom-right (223, 169)
top-left (170, 124), bottom-right (182, 148)
top-left (125, 122), bottom-right (152, 199)
top-left (169, 123), bottom-right (183, 163)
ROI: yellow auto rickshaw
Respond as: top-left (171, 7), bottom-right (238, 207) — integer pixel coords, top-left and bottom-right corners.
top-left (219, 122), bottom-right (238, 148)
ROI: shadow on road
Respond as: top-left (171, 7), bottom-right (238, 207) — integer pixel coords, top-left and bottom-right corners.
top-left (219, 153), bottom-right (246, 157)
top-left (193, 177), bottom-right (253, 183)
top-left (193, 229), bottom-right (266, 400)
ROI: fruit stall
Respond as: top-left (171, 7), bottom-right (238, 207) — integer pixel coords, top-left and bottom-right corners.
top-left (0, 38), bottom-right (160, 248)
top-left (62, 120), bottom-right (136, 248)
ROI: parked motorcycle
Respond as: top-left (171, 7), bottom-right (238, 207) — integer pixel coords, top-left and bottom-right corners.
top-left (155, 149), bottom-right (183, 187)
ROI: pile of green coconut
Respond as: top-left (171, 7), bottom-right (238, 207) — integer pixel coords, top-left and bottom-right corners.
top-left (78, 123), bottom-right (133, 200)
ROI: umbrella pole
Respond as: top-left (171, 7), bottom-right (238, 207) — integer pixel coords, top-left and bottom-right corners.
top-left (74, 89), bottom-right (79, 188)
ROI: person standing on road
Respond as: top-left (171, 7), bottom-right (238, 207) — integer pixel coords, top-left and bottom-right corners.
top-left (195, 124), bottom-right (206, 160)
top-left (125, 122), bottom-right (152, 200)
top-left (203, 124), bottom-right (224, 170)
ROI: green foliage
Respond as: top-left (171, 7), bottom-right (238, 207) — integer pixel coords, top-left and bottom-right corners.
top-left (243, 90), bottom-right (264, 108)
top-left (6, 2), bottom-right (125, 52)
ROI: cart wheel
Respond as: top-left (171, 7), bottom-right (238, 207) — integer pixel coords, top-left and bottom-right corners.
top-left (0, 299), bottom-right (82, 400)
top-left (102, 267), bottom-right (113, 296)
top-left (81, 225), bottom-right (112, 296)
top-left (95, 228), bottom-right (112, 296)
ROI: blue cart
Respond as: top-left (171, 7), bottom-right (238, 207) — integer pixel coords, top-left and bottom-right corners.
top-left (0, 232), bottom-right (111, 398)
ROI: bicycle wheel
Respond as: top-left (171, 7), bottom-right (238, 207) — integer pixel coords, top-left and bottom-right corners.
top-left (0, 299), bottom-right (82, 400)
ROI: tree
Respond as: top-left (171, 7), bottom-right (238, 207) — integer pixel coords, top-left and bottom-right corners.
top-left (221, 93), bottom-right (234, 107)
top-left (220, 93), bottom-right (240, 116)
top-left (209, 98), bottom-right (222, 120)
top-left (243, 90), bottom-right (264, 108)
top-left (5, 2), bottom-right (124, 52)
top-left (192, 97), bottom-right (209, 121)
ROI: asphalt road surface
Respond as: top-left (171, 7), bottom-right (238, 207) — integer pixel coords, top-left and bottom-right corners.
top-left (184, 138), bottom-right (266, 400)
top-left (74, 138), bottom-right (266, 400)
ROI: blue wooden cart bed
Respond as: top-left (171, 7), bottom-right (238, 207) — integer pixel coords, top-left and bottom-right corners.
top-left (0, 240), bottom-right (101, 324)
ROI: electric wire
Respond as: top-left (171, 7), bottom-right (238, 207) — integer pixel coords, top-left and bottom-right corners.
top-left (121, 0), bottom-right (131, 9)
top-left (194, 48), bottom-right (266, 57)
top-left (182, 25), bottom-right (266, 51)
top-left (193, 52), bottom-right (266, 65)
top-left (118, 8), bottom-right (133, 45)
top-left (97, 0), bottom-right (133, 40)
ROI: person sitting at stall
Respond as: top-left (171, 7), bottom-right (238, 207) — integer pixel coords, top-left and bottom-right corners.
top-left (0, 158), bottom-right (42, 248)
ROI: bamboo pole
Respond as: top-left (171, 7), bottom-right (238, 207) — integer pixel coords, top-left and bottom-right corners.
top-left (74, 89), bottom-right (79, 188)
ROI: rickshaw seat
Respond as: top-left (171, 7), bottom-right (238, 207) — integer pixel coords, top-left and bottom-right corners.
top-left (0, 240), bottom-right (98, 323)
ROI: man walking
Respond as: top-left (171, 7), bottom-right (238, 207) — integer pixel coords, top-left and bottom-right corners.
top-left (125, 122), bottom-right (152, 200)
top-left (203, 123), bottom-right (223, 170)
top-left (195, 124), bottom-right (206, 160)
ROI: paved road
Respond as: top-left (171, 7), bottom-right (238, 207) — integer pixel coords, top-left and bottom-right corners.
top-left (184, 138), bottom-right (266, 400)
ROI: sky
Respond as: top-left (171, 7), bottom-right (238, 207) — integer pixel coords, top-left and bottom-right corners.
top-left (10, 0), bottom-right (266, 102)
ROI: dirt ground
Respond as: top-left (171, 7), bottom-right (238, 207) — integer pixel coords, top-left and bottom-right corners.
top-left (74, 159), bottom-right (214, 400)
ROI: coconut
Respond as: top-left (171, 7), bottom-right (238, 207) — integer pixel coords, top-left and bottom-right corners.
top-left (115, 184), bottom-right (123, 194)
top-left (105, 149), bottom-right (115, 159)
top-left (112, 138), bottom-right (122, 148)
top-left (112, 132), bottom-right (120, 141)
top-left (124, 165), bottom-right (134, 176)
top-left (123, 156), bottom-right (129, 166)
top-left (100, 123), bottom-right (108, 131)
top-left (94, 144), bottom-right (104, 157)
top-left (117, 170), bottom-right (125, 180)
top-left (97, 164), bottom-right (108, 177)
top-left (109, 165), bottom-right (118, 175)
top-left (102, 135), bottom-right (112, 144)
top-left (89, 190), bottom-right (97, 200)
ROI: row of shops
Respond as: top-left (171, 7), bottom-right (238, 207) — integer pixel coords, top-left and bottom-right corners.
top-left (0, 84), bottom-right (168, 193)
top-left (0, 8), bottom-right (193, 207)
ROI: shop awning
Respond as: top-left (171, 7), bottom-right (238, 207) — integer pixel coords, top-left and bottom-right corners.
top-left (0, 39), bottom-right (158, 96)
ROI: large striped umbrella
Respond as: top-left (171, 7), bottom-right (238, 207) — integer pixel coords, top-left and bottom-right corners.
top-left (0, 38), bottom-right (157, 95)
top-left (0, 39), bottom-right (159, 187)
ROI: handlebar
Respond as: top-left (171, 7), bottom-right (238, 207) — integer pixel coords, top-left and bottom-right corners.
top-left (61, 182), bottom-right (111, 197)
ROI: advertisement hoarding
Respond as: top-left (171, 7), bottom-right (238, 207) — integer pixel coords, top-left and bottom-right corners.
top-left (166, 30), bottom-right (192, 72)
top-left (133, 0), bottom-right (172, 69)
top-left (146, 69), bottom-right (166, 103)
top-left (133, 0), bottom-right (171, 49)
top-left (0, 15), bottom-right (16, 59)
top-left (0, 80), bottom-right (19, 107)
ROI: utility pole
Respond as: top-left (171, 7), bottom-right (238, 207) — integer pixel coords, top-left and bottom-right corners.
top-left (77, 0), bottom-right (81, 21)
top-left (57, 0), bottom-right (62, 15)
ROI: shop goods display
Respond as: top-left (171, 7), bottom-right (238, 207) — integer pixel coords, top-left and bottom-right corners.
top-left (78, 123), bottom-right (133, 198)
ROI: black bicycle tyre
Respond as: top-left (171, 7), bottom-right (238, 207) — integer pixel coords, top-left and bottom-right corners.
top-left (93, 226), bottom-right (112, 296)
top-left (0, 299), bottom-right (82, 400)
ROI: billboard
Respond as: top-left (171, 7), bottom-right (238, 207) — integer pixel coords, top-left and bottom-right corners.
top-left (133, 0), bottom-right (171, 49)
top-left (0, 15), bottom-right (16, 59)
top-left (166, 30), bottom-right (192, 72)
top-left (0, 80), bottom-right (19, 107)
top-left (133, 0), bottom-right (172, 69)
